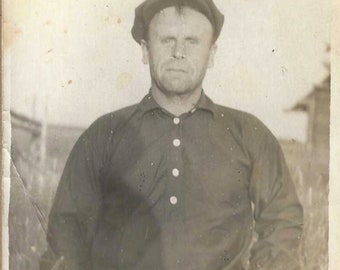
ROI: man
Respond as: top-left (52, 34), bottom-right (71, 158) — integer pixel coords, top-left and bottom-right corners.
top-left (41, 0), bottom-right (303, 269)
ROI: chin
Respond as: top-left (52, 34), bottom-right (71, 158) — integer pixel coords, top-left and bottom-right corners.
top-left (162, 85), bottom-right (193, 95)
top-left (159, 79), bottom-right (196, 95)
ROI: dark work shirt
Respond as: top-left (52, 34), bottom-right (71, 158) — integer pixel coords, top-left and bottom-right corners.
top-left (44, 92), bottom-right (303, 270)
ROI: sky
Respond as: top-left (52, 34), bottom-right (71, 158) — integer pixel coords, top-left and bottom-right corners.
top-left (5, 0), bottom-right (331, 142)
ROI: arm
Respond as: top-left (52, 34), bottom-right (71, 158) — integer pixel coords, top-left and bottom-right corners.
top-left (248, 122), bottom-right (303, 270)
top-left (42, 121), bottom-right (108, 270)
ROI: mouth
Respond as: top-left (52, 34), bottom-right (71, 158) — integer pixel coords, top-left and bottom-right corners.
top-left (166, 68), bottom-right (188, 73)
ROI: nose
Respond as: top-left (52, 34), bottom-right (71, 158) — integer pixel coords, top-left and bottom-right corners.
top-left (173, 41), bottom-right (186, 59)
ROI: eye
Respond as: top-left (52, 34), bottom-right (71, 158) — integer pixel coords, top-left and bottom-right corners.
top-left (161, 38), bottom-right (175, 45)
top-left (186, 38), bottom-right (199, 45)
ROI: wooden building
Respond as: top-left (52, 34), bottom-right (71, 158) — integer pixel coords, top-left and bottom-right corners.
top-left (291, 75), bottom-right (330, 178)
top-left (290, 74), bottom-right (330, 270)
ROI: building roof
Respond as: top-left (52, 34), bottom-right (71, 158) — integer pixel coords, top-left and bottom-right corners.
top-left (290, 75), bottom-right (330, 112)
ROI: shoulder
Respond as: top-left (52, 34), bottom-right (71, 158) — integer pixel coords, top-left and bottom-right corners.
top-left (85, 103), bottom-right (140, 137)
top-left (214, 103), bottom-right (270, 136)
top-left (213, 103), bottom-right (280, 158)
top-left (67, 103), bottom-right (140, 164)
top-left (70, 103), bottom-right (140, 154)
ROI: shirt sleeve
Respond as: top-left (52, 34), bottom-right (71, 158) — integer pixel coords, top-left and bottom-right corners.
top-left (42, 118), bottom-right (110, 270)
top-left (247, 118), bottom-right (303, 270)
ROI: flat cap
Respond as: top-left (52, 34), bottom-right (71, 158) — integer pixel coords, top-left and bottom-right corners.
top-left (131, 0), bottom-right (224, 44)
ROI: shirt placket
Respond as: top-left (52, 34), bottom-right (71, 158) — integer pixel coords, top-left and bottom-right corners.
top-left (161, 114), bottom-right (186, 268)
top-left (166, 116), bottom-right (183, 216)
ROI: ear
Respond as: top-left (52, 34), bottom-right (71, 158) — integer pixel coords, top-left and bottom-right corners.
top-left (208, 44), bottom-right (218, 68)
top-left (141, 39), bottom-right (149, 65)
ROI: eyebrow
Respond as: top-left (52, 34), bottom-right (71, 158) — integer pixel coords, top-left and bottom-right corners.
top-left (158, 33), bottom-right (200, 40)
top-left (185, 36), bottom-right (199, 41)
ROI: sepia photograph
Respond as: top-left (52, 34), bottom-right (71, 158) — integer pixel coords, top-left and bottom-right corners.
top-left (2, 0), bottom-right (336, 269)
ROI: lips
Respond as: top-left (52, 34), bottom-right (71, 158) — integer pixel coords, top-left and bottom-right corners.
top-left (166, 68), bottom-right (188, 73)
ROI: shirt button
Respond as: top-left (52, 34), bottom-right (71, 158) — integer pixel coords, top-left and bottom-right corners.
top-left (170, 196), bottom-right (178, 205)
top-left (172, 168), bottom-right (179, 177)
top-left (173, 117), bottom-right (180, 125)
top-left (173, 139), bottom-right (181, 147)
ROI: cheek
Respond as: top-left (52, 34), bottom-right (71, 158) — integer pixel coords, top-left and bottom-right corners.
top-left (186, 46), bottom-right (211, 62)
top-left (149, 51), bottom-right (169, 71)
top-left (194, 52), bottom-right (212, 70)
top-left (186, 57), bottom-right (208, 75)
top-left (150, 44), bottom-right (171, 59)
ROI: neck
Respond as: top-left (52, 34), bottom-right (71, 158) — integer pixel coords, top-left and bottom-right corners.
top-left (151, 87), bottom-right (202, 116)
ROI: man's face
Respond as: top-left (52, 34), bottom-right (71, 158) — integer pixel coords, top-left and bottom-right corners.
top-left (141, 6), bottom-right (217, 96)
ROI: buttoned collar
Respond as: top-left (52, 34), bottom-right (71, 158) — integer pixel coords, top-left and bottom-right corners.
top-left (138, 90), bottom-right (217, 117)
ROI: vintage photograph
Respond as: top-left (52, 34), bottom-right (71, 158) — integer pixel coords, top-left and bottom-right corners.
top-left (4, 0), bottom-right (332, 269)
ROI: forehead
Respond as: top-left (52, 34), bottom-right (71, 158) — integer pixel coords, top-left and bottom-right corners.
top-left (148, 6), bottom-right (214, 36)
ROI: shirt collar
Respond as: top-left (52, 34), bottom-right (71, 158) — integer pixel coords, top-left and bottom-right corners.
top-left (138, 90), bottom-right (217, 117)
top-left (195, 91), bottom-right (217, 117)
top-left (138, 91), bottom-right (160, 113)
